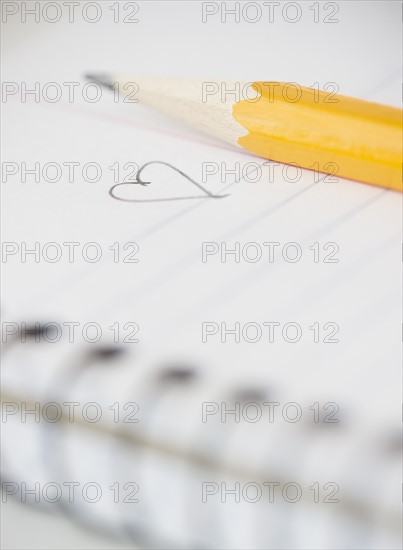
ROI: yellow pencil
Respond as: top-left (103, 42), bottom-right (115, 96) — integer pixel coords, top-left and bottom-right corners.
top-left (89, 76), bottom-right (402, 192)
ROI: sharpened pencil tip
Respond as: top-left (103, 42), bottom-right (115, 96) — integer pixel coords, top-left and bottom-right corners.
top-left (84, 73), bottom-right (115, 90)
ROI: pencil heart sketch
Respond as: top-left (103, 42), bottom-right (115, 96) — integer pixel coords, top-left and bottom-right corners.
top-left (109, 161), bottom-right (229, 203)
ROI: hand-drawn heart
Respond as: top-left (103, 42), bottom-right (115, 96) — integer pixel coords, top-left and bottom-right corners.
top-left (109, 161), bottom-right (229, 203)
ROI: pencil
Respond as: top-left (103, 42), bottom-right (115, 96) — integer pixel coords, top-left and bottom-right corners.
top-left (88, 75), bottom-right (402, 192)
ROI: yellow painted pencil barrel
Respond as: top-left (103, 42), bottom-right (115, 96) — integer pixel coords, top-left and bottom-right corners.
top-left (234, 82), bottom-right (402, 192)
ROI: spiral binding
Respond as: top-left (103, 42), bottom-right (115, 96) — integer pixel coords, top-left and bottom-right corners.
top-left (1, 325), bottom-right (401, 549)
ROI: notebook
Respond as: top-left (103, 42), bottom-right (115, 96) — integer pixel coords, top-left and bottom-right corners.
top-left (1, 2), bottom-right (401, 549)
